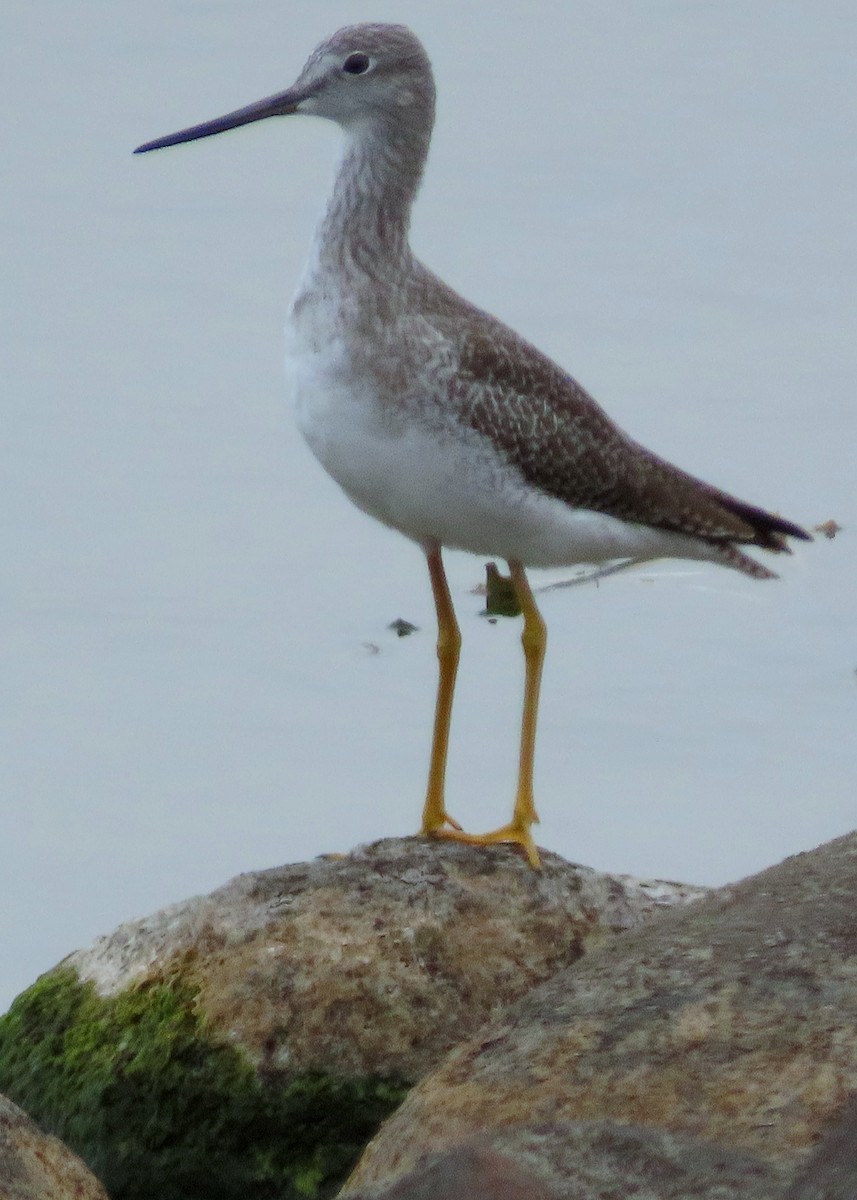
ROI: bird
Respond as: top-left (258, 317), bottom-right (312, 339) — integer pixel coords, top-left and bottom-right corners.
top-left (135, 24), bottom-right (810, 869)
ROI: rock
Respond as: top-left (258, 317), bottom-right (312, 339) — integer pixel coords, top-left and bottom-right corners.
top-left (59, 837), bottom-right (706, 1078)
top-left (342, 832), bottom-right (857, 1198)
top-left (783, 1090), bottom-right (857, 1199)
top-left (0, 837), bottom-right (703, 1200)
top-left (0, 1092), bottom-right (109, 1200)
top-left (342, 1123), bottom-right (788, 1200)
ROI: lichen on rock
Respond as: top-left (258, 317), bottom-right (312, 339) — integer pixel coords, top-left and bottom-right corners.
top-left (0, 837), bottom-right (708, 1199)
top-left (0, 968), bottom-right (407, 1200)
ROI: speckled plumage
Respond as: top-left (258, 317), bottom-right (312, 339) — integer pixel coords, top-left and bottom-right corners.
top-left (135, 24), bottom-right (811, 865)
top-left (137, 24), bottom-right (809, 575)
top-left (275, 25), bottom-right (808, 578)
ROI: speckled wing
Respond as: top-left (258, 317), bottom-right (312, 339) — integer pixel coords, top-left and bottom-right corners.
top-left (441, 308), bottom-right (807, 554)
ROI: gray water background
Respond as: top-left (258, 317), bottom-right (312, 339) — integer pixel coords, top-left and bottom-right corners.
top-left (2, 0), bottom-right (854, 1010)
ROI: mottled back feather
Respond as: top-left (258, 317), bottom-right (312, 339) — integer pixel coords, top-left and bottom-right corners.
top-left (409, 264), bottom-right (809, 570)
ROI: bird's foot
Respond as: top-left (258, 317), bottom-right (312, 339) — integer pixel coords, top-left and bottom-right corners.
top-left (428, 821), bottom-right (541, 870)
top-left (420, 810), bottom-right (463, 834)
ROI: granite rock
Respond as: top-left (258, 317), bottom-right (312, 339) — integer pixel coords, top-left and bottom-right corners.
top-left (0, 1092), bottom-right (109, 1200)
top-left (342, 832), bottom-right (857, 1198)
top-left (62, 836), bottom-right (706, 1079)
top-left (0, 837), bottom-right (704, 1199)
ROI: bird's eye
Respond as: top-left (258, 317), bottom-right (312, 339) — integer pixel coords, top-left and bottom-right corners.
top-left (342, 52), bottom-right (371, 75)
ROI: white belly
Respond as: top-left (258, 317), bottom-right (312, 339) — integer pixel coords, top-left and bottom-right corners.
top-left (285, 329), bottom-right (717, 570)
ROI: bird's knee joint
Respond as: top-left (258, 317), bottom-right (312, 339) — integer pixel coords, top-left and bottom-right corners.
top-left (521, 626), bottom-right (547, 656)
top-left (437, 631), bottom-right (462, 659)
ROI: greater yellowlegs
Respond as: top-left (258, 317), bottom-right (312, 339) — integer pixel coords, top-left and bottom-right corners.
top-left (135, 24), bottom-right (810, 868)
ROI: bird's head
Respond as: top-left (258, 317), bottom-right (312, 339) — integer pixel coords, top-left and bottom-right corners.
top-left (134, 24), bottom-right (435, 155)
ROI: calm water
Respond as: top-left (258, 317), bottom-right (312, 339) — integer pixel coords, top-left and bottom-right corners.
top-left (2, 0), bottom-right (855, 1010)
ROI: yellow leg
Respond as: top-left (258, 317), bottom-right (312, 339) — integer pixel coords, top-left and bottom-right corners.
top-left (430, 559), bottom-right (545, 869)
top-left (508, 561), bottom-right (545, 836)
top-left (420, 545), bottom-right (463, 834)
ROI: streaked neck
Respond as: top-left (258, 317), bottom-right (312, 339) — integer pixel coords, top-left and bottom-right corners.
top-left (304, 114), bottom-right (431, 290)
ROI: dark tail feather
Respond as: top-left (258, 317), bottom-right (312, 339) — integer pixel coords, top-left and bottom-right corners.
top-left (716, 495), bottom-right (812, 553)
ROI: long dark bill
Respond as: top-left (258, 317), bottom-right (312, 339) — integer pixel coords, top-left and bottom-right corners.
top-left (134, 86), bottom-right (304, 154)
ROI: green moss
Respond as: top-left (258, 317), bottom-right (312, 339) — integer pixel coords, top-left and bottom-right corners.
top-left (0, 969), bottom-right (409, 1200)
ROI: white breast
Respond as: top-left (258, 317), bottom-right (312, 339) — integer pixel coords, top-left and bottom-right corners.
top-left (285, 317), bottom-right (714, 570)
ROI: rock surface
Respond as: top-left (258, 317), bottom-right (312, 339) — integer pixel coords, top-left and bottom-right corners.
top-left (0, 837), bottom-right (705, 1200)
top-left (0, 1092), bottom-right (109, 1200)
top-left (342, 1123), bottom-right (789, 1200)
top-left (62, 837), bottom-right (707, 1079)
top-left (341, 832), bottom-right (857, 1199)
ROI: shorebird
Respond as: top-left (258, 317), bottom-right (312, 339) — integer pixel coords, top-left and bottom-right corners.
top-left (135, 24), bottom-right (810, 868)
